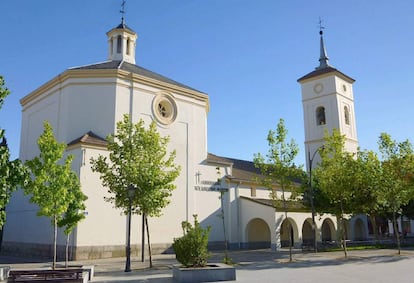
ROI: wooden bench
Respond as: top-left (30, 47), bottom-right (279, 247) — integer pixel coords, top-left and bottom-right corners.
top-left (7, 269), bottom-right (85, 283)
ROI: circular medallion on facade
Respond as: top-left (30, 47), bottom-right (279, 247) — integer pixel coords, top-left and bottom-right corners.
top-left (313, 83), bottom-right (323, 94)
top-left (152, 93), bottom-right (177, 125)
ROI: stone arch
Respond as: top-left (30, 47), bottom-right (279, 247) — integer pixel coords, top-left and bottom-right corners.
top-left (354, 218), bottom-right (367, 240)
top-left (246, 218), bottom-right (271, 249)
top-left (344, 106), bottom-right (350, 125)
top-left (280, 218), bottom-right (298, 248)
top-left (302, 218), bottom-right (314, 247)
top-left (316, 106), bottom-right (326, 125)
top-left (321, 218), bottom-right (335, 242)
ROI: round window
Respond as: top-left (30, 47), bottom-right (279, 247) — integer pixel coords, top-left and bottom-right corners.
top-left (152, 93), bottom-right (177, 125)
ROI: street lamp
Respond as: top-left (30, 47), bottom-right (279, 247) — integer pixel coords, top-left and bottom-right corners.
top-left (308, 146), bottom-right (323, 253)
top-left (125, 184), bottom-right (136, 272)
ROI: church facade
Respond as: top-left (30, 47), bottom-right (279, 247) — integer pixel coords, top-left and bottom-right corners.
top-left (4, 20), bottom-right (368, 259)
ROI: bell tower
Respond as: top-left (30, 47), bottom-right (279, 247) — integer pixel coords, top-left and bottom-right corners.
top-left (298, 29), bottom-right (358, 171)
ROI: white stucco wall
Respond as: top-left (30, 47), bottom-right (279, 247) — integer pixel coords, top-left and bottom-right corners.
top-left (6, 67), bottom-right (212, 256)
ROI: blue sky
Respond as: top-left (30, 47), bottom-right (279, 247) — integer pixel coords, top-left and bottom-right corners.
top-left (1, 0), bottom-right (413, 167)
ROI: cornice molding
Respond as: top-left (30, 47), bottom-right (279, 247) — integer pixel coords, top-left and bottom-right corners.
top-left (20, 68), bottom-right (210, 112)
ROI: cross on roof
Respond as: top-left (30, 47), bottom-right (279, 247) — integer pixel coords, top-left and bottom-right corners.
top-left (318, 17), bottom-right (325, 35)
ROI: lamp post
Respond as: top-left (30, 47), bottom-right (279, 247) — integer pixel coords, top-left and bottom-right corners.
top-left (308, 146), bottom-right (323, 253)
top-left (125, 184), bottom-right (136, 272)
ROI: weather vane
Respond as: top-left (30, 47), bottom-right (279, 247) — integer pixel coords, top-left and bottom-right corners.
top-left (318, 17), bottom-right (325, 35)
top-left (120, 0), bottom-right (126, 23)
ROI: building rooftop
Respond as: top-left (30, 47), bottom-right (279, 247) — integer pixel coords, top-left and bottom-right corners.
top-left (67, 131), bottom-right (107, 147)
top-left (70, 60), bottom-right (205, 94)
top-left (297, 66), bottom-right (355, 83)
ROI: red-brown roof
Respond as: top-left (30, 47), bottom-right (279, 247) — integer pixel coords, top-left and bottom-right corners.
top-left (67, 131), bottom-right (107, 147)
top-left (297, 66), bottom-right (355, 83)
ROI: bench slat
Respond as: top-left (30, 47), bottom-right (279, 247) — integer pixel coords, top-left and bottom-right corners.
top-left (8, 269), bottom-right (84, 283)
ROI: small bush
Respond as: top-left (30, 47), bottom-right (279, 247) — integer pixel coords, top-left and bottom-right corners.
top-left (172, 215), bottom-right (211, 267)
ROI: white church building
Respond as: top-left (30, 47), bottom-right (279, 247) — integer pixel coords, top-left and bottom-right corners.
top-left (4, 20), bottom-right (368, 259)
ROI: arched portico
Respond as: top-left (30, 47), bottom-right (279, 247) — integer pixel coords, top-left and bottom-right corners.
top-left (321, 218), bottom-right (335, 242)
top-left (246, 218), bottom-right (271, 249)
top-left (353, 217), bottom-right (367, 240)
top-left (302, 218), bottom-right (314, 247)
top-left (280, 218), bottom-right (299, 248)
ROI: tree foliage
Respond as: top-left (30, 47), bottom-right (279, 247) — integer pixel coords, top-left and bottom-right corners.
top-left (352, 150), bottom-right (382, 215)
top-left (377, 133), bottom-right (414, 214)
top-left (90, 114), bottom-right (180, 267)
top-left (57, 175), bottom-right (87, 267)
top-left (253, 118), bottom-right (300, 261)
top-left (351, 149), bottom-right (384, 242)
top-left (377, 133), bottom-right (414, 254)
top-left (314, 129), bottom-right (356, 257)
top-left (172, 215), bottom-right (211, 267)
top-left (0, 76), bottom-right (28, 228)
top-left (0, 76), bottom-right (9, 110)
top-left (91, 114), bottom-right (180, 216)
top-left (24, 121), bottom-right (85, 269)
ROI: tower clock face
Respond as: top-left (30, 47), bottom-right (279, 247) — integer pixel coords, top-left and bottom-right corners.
top-left (313, 83), bottom-right (323, 94)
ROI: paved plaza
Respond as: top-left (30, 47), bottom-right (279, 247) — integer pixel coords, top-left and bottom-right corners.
top-left (1, 248), bottom-right (414, 282)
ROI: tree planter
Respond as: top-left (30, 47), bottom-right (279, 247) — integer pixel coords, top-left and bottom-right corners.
top-left (172, 263), bottom-right (236, 283)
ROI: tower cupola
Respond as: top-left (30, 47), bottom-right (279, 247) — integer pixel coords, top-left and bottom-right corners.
top-left (106, 19), bottom-right (137, 64)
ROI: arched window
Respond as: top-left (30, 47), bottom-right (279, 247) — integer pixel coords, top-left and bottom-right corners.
top-left (126, 38), bottom-right (130, 55)
top-left (109, 38), bottom-right (113, 55)
top-left (116, 35), bottom-right (122, 54)
top-left (344, 106), bottom-right (350, 125)
top-left (316, 106), bottom-right (326, 125)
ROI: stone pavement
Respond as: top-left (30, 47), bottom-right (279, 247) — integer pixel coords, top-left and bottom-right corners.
top-left (1, 248), bottom-right (414, 282)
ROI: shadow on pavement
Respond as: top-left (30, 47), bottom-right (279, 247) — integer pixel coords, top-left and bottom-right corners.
top-left (234, 253), bottom-right (412, 271)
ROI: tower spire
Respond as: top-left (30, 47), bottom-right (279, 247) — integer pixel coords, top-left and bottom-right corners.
top-left (317, 18), bottom-right (330, 70)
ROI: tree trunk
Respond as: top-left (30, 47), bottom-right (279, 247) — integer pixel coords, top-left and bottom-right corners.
top-left (65, 234), bottom-right (70, 268)
top-left (369, 214), bottom-right (379, 244)
top-left (145, 216), bottom-right (153, 268)
top-left (341, 215), bottom-right (348, 258)
top-left (141, 213), bottom-right (145, 262)
top-left (392, 211), bottom-right (401, 255)
top-left (340, 201), bottom-right (347, 258)
top-left (53, 216), bottom-right (57, 270)
top-left (282, 188), bottom-right (292, 262)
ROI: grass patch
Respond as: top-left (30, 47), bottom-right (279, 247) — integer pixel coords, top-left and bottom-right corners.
top-left (322, 242), bottom-right (414, 252)
top-left (323, 244), bottom-right (390, 252)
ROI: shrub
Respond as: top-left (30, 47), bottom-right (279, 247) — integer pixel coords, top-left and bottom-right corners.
top-left (172, 214), bottom-right (211, 267)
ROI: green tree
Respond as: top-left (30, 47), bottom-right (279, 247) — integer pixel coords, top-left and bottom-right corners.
top-left (377, 133), bottom-right (414, 254)
top-left (24, 121), bottom-right (82, 269)
top-left (253, 118), bottom-right (300, 262)
top-left (90, 114), bottom-right (180, 268)
top-left (314, 129), bottom-right (356, 258)
top-left (0, 76), bottom-right (9, 110)
top-left (352, 150), bottom-right (383, 242)
top-left (57, 175), bottom-right (87, 268)
top-left (0, 76), bottom-right (28, 231)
